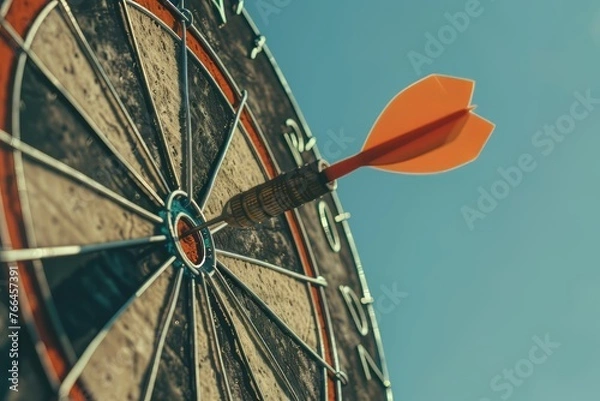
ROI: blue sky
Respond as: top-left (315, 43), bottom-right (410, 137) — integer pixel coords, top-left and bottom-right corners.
top-left (246, 1), bottom-right (600, 400)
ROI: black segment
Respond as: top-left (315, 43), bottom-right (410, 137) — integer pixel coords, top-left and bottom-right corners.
top-left (45, 245), bottom-right (169, 355)
top-left (205, 279), bottom-right (261, 400)
top-left (187, 55), bottom-right (233, 201)
top-left (221, 272), bottom-right (324, 401)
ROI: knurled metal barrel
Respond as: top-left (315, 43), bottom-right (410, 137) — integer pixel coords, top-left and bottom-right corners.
top-left (221, 160), bottom-right (336, 228)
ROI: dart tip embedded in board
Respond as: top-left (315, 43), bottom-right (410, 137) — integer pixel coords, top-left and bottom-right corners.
top-left (178, 215), bottom-right (225, 239)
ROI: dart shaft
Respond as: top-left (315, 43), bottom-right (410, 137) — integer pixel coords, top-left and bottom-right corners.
top-left (322, 152), bottom-right (365, 183)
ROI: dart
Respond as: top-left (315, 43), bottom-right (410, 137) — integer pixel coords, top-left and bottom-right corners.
top-left (181, 74), bottom-right (494, 238)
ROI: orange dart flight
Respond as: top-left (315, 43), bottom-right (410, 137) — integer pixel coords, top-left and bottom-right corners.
top-left (323, 74), bottom-right (495, 182)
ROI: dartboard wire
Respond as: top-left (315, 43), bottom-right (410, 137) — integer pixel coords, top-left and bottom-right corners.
top-left (289, 208), bottom-right (340, 401)
top-left (212, 267), bottom-right (302, 401)
top-left (188, 277), bottom-right (202, 401)
top-left (0, 235), bottom-right (168, 263)
top-left (0, 130), bottom-right (163, 224)
top-left (203, 272), bottom-right (266, 401)
top-left (210, 221), bottom-right (227, 234)
top-left (141, 266), bottom-right (185, 401)
top-left (198, 89), bottom-right (248, 210)
top-left (318, 285), bottom-right (342, 400)
top-left (216, 262), bottom-right (349, 384)
top-left (216, 249), bottom-right (327, 287)
top-left (199, 273), bottom-right (234, 401)
top-left (55, 256), bottom-right (176, 399)
top-left (176, 0), bottom-right (195, 198)
top-left (120, 0), bottom-right (181, 189)
top-left (0, 18), bottom-right (165, 207)
top-left (0, 0), bottom-right (12, 18)
top-left (57, 0), bottom-right (171, 195)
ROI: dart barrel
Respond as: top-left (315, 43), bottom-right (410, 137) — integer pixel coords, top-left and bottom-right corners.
top-left (221, 160), bottom-right (336, 228)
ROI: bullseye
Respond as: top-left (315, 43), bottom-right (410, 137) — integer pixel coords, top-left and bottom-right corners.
top-left (176, 215), bottom-right (205, 266)
top-left (163, 190), bottom-right (216, 275)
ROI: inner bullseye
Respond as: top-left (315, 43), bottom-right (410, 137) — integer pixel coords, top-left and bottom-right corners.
top-left (176, 216), bottom-right (205, 266)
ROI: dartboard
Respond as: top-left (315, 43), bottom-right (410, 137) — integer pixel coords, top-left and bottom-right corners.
top-left (0, 1), bottom-right (393, 400)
